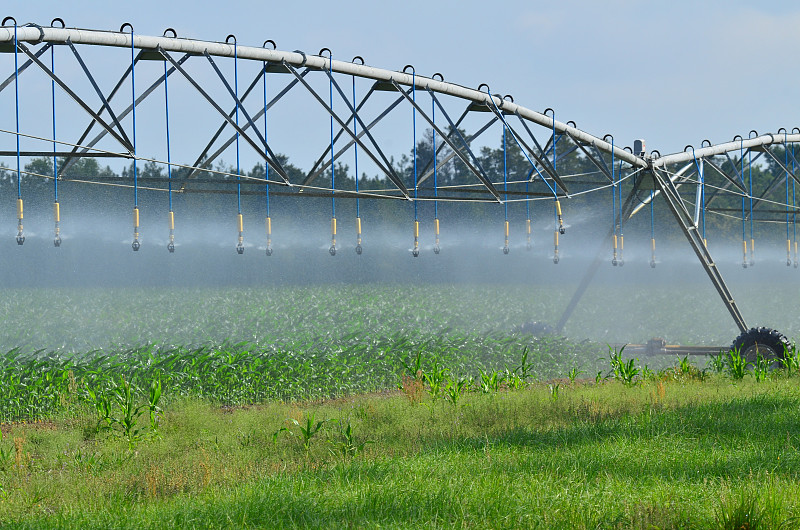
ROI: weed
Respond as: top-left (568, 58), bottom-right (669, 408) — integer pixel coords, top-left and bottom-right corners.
top-left (549, 383), bottom-right (560, 400)
top-left (400, 374), bottom-right (424, 404)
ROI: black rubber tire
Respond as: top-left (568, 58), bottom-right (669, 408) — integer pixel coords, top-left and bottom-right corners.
top-left (730, 327), bottom-right (790, 362)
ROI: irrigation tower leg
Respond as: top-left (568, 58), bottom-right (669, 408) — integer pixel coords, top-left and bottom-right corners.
top-left (650, 167), bottom-right (748, 333)
top-left (555, 186), bottom-right (642, 333)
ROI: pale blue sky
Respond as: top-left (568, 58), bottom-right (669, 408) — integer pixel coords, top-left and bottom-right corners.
top-left (4, 0), bottom-right (800, 158)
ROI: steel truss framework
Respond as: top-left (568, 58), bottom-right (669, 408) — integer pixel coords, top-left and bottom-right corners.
top-left (0, 20), bottom-right (799, 334)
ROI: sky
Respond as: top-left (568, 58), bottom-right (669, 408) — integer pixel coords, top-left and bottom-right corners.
top-left (4, 0), bottom-right (800, 159)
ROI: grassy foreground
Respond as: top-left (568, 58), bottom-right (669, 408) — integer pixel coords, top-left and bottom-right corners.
top-left (2, 374), bottom-right (800, 528)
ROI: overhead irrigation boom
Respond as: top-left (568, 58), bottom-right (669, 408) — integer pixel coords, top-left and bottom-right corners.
top-left (0, 19), bottom-right (799, 357)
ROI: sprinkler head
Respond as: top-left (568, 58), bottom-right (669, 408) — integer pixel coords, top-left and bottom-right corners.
top-left (553, 256), bottom-right (559, 264)
top-left (236, 243), bottom-right (244, 255)
top-left (355, 244), bottom-right (362, 255)
top-left (433, 245), bottom-right (440, 254)
top-left (788, 259), bottom-right (792, 267)
top-left (650, 259), bottom-right (656, 268)
top-left (412, 248), bottom-right (419, 257)
top-left (266, 247), bottom-right (273, 256)
top-left (742, 262), bottom-right (748, 269)
top-left (612, 258), bottom-right (617, 266)
top-left (329, 245), bottom-right (336, 256)
top-left (53, 236), bottom-right (61, 247)
top-left (167, 242), bottom-right (175, 253)
top-left (131, 240), bottom-right (140, 251)
top-left (15, 233), bottom-right (24, 245)
top-left (559, 227), bottom-right (566, 235)
top-left (503, 246), bottom-right (509, 255)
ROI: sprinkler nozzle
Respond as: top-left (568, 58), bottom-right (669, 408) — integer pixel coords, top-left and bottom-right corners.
top-left (503, 246), bottom-right (509, 255)
top-left (266, 246), bottom-right (273, 256)
top-left (54, 235), bottom-right (61, 247)
top-left (329, 245), bottom-right (336, 256)
top-left (650, 259), bottom-right (656, 268)
top-left (168, 242), bottom-right (175, 253)
top-left (433, 245), bottom-right (440, 254)
top-left (132, 239), bottom-right (140, 251)
top-left (559, 226), bottom-right (565, 235)
top-left (612, 258), bottom-right (617, 266)
top-left (412, 248), bottom-right (419, 258)
top-left (553, 255), bottom-right (559, 264)
top-left (236, 243), bottom-right (244, 254)
top-left (355, 244), bottom-right (362, 255)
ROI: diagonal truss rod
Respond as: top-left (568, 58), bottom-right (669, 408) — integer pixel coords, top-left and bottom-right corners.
top-left (0, 41), bottom-right (52, 93)
top-left (323, 69), bottom-right (406, 191)
top-left (418, 86), bottom-right (500, 201)
top-left (65, 39), bottom-right (133, 151)
top-left (303, 84), bottom-right (378, 185)
top-left (60, 50), bottom-right (145, 176)
top-left (183, 68), bottom-right (308, 185)
top-left (704, 157), bottom-right (746, 193)
top-left (283, 62), bottom-right (409, 196)
top-left (202, 51), bottom-right (290, 182)
top-left (301, 88), bottom-right (408, 187)
top-left (158, 46), bottom-right (291, 185)
top-left (513, 111), bottom-right (569, 193)
top-left (652, 166), bottom-right (747, 333)
top-left (418, 115), bottom-right (497, 188)
top-left (16, 42), bottom-right (133, 154)
top-left (556, 184), bottom-right (642, 333)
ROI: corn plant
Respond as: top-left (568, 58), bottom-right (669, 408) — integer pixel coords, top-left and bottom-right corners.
top-left (514, 346), bottom-right (534, 380)
top-left (567, 367), bottom-right (584, 384)
top-left (478, 369), bottom-right (503, 394)
top-left (549, 383), bottom-right (560, 400)
top-left (504, 369), bottom-right (526, 390)
top-left (86, 378), bottom-right (159, 448)
top-left (422, 363), bottom-right (450, 400)
top-left (607, 346), bottom-right (639, 386)
top-left (330, 420), bottom-right (373, 458)
top-left (753, 353), bottom-right (770, 383)
top-left (288, 412), bottom-right (335, 452)
top-left (400, 351), bottom-right (424, 381)
top-left (708, 352), bottom-right (727, 374)
top-left (444, 376), bottom-right (470, 406)
top-left (726, 348), bottom-right (749, 381)
top-left (779, 344), bottom-right (800, 373)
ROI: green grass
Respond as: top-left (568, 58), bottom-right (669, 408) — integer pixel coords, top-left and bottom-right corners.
top-left (1, 284), bottom-right (799, 527)
top-left (2, 376), bottom-right (800, 528)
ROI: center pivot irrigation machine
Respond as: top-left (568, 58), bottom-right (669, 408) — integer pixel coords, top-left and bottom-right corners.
top-left (0, 19), bottom-right (797, 359)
